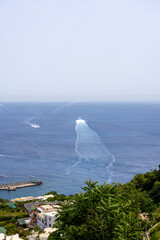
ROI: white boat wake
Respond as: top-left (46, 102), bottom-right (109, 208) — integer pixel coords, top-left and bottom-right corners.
top-left (0, 153), bottom-right (20, 159)
top-left (24, 116), bottom-right (40, 129)
top-left (66, 118), bottom-right (115, 183)
top-left (0, 103), bottom-right (8, 110)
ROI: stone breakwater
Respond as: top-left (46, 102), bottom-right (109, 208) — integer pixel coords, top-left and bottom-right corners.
top-left (0, 180), bottom-right (43, 191)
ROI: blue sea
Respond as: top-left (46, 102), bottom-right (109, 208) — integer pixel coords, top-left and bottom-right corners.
top-left (0, 102), bottom-right (160, 200)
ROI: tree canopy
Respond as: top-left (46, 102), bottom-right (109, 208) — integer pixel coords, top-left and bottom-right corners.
top-left (48, 165), bottom-right (160, 240)
top-left (49, 180), bottom-right (143, 240)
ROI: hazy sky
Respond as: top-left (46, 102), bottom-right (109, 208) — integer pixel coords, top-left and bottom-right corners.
top-left (1, 0), bottom-right (160, 102)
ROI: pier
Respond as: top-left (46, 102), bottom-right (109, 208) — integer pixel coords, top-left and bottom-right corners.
top-left (0, 180), bottom-right (43, 191)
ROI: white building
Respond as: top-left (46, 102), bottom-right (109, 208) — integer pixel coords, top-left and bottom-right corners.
top-left (0, 234), bottom-right (23, 240)
top-left (43, 211), bottom-right (57, 228)
top-left (36, 205), bottom-right (59, 230)
top-left (6, 234), bottom-right (23, 240)
top-left (28, 227), bottom-right (57, 240)
top-left (0, 234), bottom-right (5, 240)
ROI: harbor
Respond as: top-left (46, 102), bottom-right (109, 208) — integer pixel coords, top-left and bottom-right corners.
top-left (0, 180), bottom-right (43, 191)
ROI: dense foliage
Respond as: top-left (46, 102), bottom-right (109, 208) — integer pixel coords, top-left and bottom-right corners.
top-left (132, 165), bottom-right (160, 204)
top-left (0, 201), bottom-right (29, 236)
top-left (44, 191), bottom-right (73, 202)
top-left (1, 166), bottom-right (160, 239)
top-left (149, 222), bottom-right (160, 240)
top-left (49, 180), bottom-right (144, 240)
top-left (48, 166), bottom-right (160, 240)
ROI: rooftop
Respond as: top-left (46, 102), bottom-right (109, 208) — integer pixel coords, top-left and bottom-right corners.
top-left (44, 211), bottom-right (57, 217)
top-left (0, 227), bottom-right (6, 234)
top-left (5, 203), bottom-right (16, 209)
top-left (40, 205), bottom-right (54, 211)
top-left (36, 205), bottom-right (54, 213)
top-left (17, 218), bottom-right (28, 226)
top-left (6, 234), bottom-right (23, 240)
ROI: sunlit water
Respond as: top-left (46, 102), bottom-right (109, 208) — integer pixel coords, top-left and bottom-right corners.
top-left (0, 103), bottom-right (160, 199)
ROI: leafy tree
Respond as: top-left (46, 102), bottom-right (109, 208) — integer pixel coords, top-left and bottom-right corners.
top-left (149, 222), bottom-right (160, 240)
top-left (49, 180), bottom-right (143, 240)
top-left (0, 198), bottom-right (5, 203)
top-left (150, 181), bottom-right (160, 203)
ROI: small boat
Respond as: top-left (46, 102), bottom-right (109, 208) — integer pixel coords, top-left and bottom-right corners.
top-left (31, 124), bottom-right (40, 128)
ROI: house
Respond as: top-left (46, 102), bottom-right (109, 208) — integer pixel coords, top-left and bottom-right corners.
top-left (27, 227), bottom-right (57, 240)
top-left (35, 205), bottom-right (59, 230)
top-left (6, 234), bottom-right (23, 240)
top-left (43, 211), bottom-right (57, 228)
top-left (17, 218), bottom-right (31, 228)
top-left (0, 234), bottom-right (5, 240)
top-left (0, 234), bottom-right (23, 240)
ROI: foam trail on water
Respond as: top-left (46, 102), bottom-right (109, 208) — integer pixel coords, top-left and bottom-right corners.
top-left (66, 160), bottom-right (81, 175)
top-left (51, 103), bottom-right (73, 116)
top-left (67, 118), bottom-right (115, 183)
top-left (0, 103), bottom-right (8, 110)
top-left (24, 116), bottom-right (40, 129)
top-left (0, 154), bottom-right (20, 159)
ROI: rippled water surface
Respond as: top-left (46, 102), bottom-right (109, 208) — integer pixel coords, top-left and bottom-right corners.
top-left (0, 102), bottom-right (160, 199)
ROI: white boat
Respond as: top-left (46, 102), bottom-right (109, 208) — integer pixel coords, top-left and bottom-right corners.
top-left (31, 124), bottom-right (40, 128)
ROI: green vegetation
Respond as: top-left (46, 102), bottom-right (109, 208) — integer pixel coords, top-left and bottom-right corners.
top-left (45, 191), bottom-right (73, 202)
top-left (48, 165), bottom-right (160, 240)
top-left (0, 198), bottom-right (5, 203)
top-left (0, 200), bottom-right (29, 236)
top-left (1, 165), bottom-right (160, 239)
top-left (49, 180), bottom-right (143, 240)
top-left (150, 222), bottom-right (160, 240)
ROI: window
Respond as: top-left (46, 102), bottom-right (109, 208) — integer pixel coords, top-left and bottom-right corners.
top-left (49, 217), bottom-right (51, 221)
top-left (49, 224), bottom-right (51, 227)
